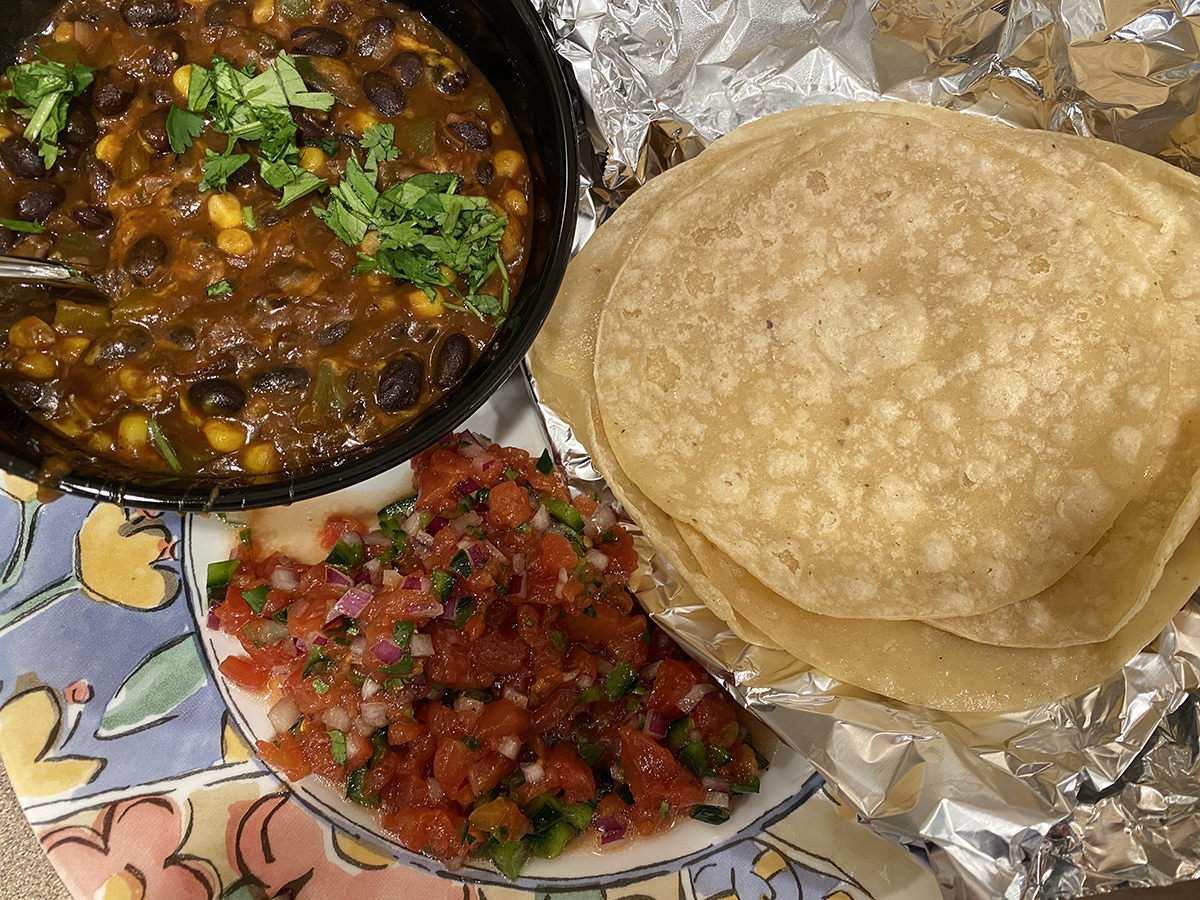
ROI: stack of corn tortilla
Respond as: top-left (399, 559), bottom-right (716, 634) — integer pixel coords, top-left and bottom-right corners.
top-left (529, 102), bottom-right (1200, 712)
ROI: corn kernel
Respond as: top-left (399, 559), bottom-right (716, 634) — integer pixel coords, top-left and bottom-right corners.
top-left (8, 316), bottom-right (56, 350)
top-left (252, 0), bottom-right (274, 24)
top-left (16, 352), bottom-right (56, 380)
top-left (54, 22), bottom-right (74, 42)
top-left (242, 442), bottom-right (278, 474)
top-left (408, 288), bottom-right (443, 318)
top-left (96, 134), bottom-right (121, 167)
top-left (360, 231), bottom-right (382, 255)
top-left (217, 227), bottom-right (254, 256)
top-left (118, 414), bottom-right (149, 451)
top-left (0, 126), bottom-right (11, 142)
top-left (500, 220), bottom-right (521, 259)
top-left (59, 336), bottom-right (91, 362)
top-left (173, 64), bottom-right (192, 97)
top-left (117, 367), bottom-right (164, 404)
top-left (350, 110), bottom-right (381, 133)
top-left (204, 420), bottom-right (247, 453)
top-left (208, 194), bottom-right (244, 229)
top-left (490, 120), bottom-right (503, 136)
top-left (299, 146), bottom-right (328, 174)
top-left (493, 149), bottom-right (522, 179)
top-left (503, 189), bottom-right (528, 217)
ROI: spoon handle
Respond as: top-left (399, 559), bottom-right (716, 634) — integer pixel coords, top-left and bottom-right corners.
top-left (0, 254), bottom-right (87, 284)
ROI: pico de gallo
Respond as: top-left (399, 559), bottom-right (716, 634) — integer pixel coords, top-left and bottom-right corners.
top-left (207, 432), bottom-right (767, 878)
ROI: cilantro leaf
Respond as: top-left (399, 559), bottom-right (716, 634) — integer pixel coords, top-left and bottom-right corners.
top-left (259, 158), bottom-right (326, 208)
top-left (362, 123), bottom-right (400, 170)
top-left (199, 146), bottom-right (251, 193)
top-left (206, 279), bottom-right (234, 296)
top-left (328, 729), bottom-right (348, 765)
top-left (166, 105), bottom-right (205, 154)
top-left (0, 57), bottom-right (95, 168)
top-left (0, 217), bottom-right (45, 233)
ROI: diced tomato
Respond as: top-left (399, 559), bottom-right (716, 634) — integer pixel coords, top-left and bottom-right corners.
top-left (487, 479), bottom-right (531, 528)
top-left (619, 726), bottom-right (705, 811)
top-left (691, 692), bottom-right (739, 747)
top-left (433, 735), bottom-right (477, 793)
top-left (645, 658), bottom-right (707, 718)
top-left (600, 524), bottom-right (639, 575)
top-left (256, 735), bottom-right (308, 781)
top-left (318, 514), bottom-right (366, 551)
top-left (218, 654), bottom-right (269, 692)
top-left (385, 806), bottom-right (464, 860)
top-left (472, 698), bottom-right (529, 740)
top-left (543, 742), bottom-right (595, 803)
top-left (468, 796), bottom-right (529, 842)
top-left (532, 533), bottom-right (578, 578)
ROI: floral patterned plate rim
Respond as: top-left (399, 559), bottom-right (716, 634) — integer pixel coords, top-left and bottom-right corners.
top-left (0, 374), bottom-right (941, 900)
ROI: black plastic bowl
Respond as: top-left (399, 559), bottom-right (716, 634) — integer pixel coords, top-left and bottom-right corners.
top-left (0, 0), bottom-right (577, 511)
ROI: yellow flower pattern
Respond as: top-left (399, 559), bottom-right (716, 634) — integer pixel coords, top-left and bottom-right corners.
top-left (0, 684), bottom-right (103, 800)
top-left (76, 505), bottom-right (179, 610)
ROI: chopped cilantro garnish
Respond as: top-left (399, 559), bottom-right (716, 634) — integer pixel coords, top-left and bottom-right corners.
top-left (453, 596), bottom-right (476, 629)
top-left (393, 620), bottom-right (415, 652)
top-left (362, 122), bottom-right (401, 169)
top-left (449, 549), bottom-right (472, 578)
top-left (0, 56), bottom-right (95, 168)
top-left (460, 735), bottom-right (480, 751)
top-left (206, 559), bottom-right (239, 604)
top-left (583, 605), bottom-right (597, 618)
top-left (536, 449), bottom-right (554, 475)
top-left (302, 647), bottom-right (328, 678)
top-left (577, 740), bottom-right (604, 767)
top-left (605, 660), bottom-right (637, 702)
top-left (166, 105), bottom-right (205, 154)
top-left (690, 805), bottom-right (730, 825)
top-left (241, 584), bottom-right (270, 614)
top-left (199, 145), bottom-right (252, 193)
top-left (378, 654), bottom-right (413, 676)
top-left (206, 279), bottom-right (234, 297)
top-left (259, 157), bottom-right (326, 208)
top-left (577, 685), bottom-right (601, 705)
top-left (147, 417), bottom-right (182, 472)
top-left (0, 218), bottom-right (45, 233)
top-left (346, 766), bottom-right (379, 807)
top-left (327, 727), bottom-right (347, 764)
top-left (313, 678), bottom-right (330, 695)
top-left (242, 205), bottom-right (257, 230)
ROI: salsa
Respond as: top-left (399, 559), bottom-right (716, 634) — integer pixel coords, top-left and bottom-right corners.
top-left (209, 433), bottom-right (766, 877)
top-left (0, 0), bottom-right (531, 478)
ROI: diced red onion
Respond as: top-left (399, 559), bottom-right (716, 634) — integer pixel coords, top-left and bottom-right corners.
top-left (359, 701), bottom-right (388, 728)
top-left (341, 530), bottom-right (363, 547)
top-left (502, 685), bottom-right (528, 709)
top-left (312, 635), bottom-right (328, 647)
top-left (677, 683), bottom-right (717, 714)
top-left (577, 674), bottom-right (594, 689)
top-left (349, 634), bottom-right (367, 664)
top-left (584, 504), bottom-right (618, 537)
top-left (269, 566), bottom-right (300, 592)
top-left (452, 512), bottom-right (482, 537)
top-left (609, 764), bottom-right (625, 784)
top-left (267, 697), bottom-right (302, 734)
top-left (372, 638), bottom-right (404, 665)
top-left (522, 761), bottom-right (545, 784)
top-left (325, 566), bottom-right (353, 588)
top-left (466, 542), bottom-right (487, 570)
top-left (410, 633), bottom-right (434, 658)
top-left (454, 694), bottom-right (484, 715)
top-left (326, 586), bottom-right (374, 623)
top-left (363, 529), bottom-right (392, 547)
top-left (381, 569), bottom-right (402, 588)
top-left (585, 548), bottom-right (609, 571)
top-left (292, 637), bottom-right (310, 654)
top-left (688, 728), bottom-right (703, 743)
top-left (362, 678), bottom-right (381, 700)
top-left (402, 511), bottom-right (425, 534)
top-left (554, 566), bottom-right (568, 600)
top-left (206, 611), bottom-right (221, 630)
top-left (405, 597), bottom-right (445, 619)
top-left (704, 790), bottom-right (731, 809)
top-left (641, 660), bottom-right (662, 679)
top-left (353, 569), bottom-right (373, 586)
top-left (507, 573), bottom-right (526, 598)
top-left (470, 451), bottom-right (497, 473)
top-left (497, 735), bottom-right (521, 759)
top-left (427, 778), bottom-right (446, 803)
top-left (426, 515), bottom-right (448, 535)
top-left (455, 477), bottom-right (482, 495)
top-left (410, 530), bottom-right (434, 556)
top-left (402, 574), bottom-right (431, 592)
top-left (702, 776), bottom-right (733, 793)
top-left (511, 552), bottom-right (527, 574)
top-left (594, 816), bottom-right (626, 845)
top-left (322, 706), bottom-right (352, 732)
top-left (441, 598), bottom-right (458, 621)
top-left (244, 619), bottom-right (289, 646)
top-left (643, 709), bottom-right (670, 739)
top-left (531, 504), bottom-right (551, 533)
top-left (459, 438), bottom-right (487, 459)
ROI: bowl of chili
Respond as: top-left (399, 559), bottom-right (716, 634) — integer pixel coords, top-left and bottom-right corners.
top-left (0, 0), bottom-right (578, 510)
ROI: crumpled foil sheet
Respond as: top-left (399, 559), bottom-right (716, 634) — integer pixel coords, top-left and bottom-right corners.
top-left (527, 0), bottom-right (1200, 896)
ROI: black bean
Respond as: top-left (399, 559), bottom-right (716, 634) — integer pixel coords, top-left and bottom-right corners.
top-left (327, 1), bottom-right (351, 23)
top-left (292, 26), bottom-right (348, 58)
top-left (85, 324), bottom-right (152, 365)
top-left (1, 137), bottom-right (47, 180)
top-left (475, 160), bottom-right (494, 186)
top-left (168, 325), bottom-right (196, 349)
top-left (5, 377), bottom-right (58, 415)
top-left (227, 159), bottom-right (257, 187)
top-left (63, 103), bottom-right (98, 146)
top-left (318, 320), bottom-right (351, 346)
top-left (169, 186), bottom-right (202, 217)
top-left (139, 108), bottom-right (172, 153)
top-left (92, 70), bottom-right (136, 116)
top-left (376, 355), bottom-right (423, 411)
top-left (82, 157), bottom-right (113, 200)
top-left (388, 52), bottom-right (424, 90)
top-left (251, 366), bottom-right (310, 392)
top-left (433, 64), bottom-right (469, 95)
top-left (434, 333), bottom-right (472, 387)
top-left (188, 378), bottom-right (247, 415)
top-left (16, 185), bottom-right (65, 222)
top-left (147, 47), bottom-right (177, 77)
top-left (203, 0), bottom-right (247, 26)
top-left (252, 295), bottom-right (295, 313)
top-left (119, 0), bottom-right (181, 27)
top-left (295, 111), bottom-right (330, 144)
top-left (0, 226), bottom-right (14, 253)
top-left (355, 16), bottom-right (395, 56)
top-left (362, 70), bottom-right (406, 117)
top-left (259, 209), bottom-right (285, 228)
top-left (448, 119), bottom-right (491, 151)
top-left (125, 235), bottom-right (167, 282)
top-left (72, 204), bottom-right (114, 232)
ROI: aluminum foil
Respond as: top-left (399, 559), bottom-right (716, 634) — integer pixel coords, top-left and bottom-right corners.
top-left (528, 0), bottom-right (1200, 895)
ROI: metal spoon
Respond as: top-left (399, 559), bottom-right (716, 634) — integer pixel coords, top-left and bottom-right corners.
top-left (0, 253), bottom-right (101, 289)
